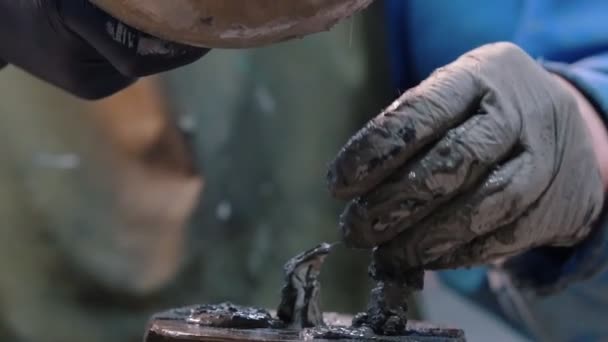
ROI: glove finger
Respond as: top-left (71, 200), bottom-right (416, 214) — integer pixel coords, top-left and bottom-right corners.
top-left (371, 152), bottom-right (549, 278)
top-left (412, 140), bottom-right (601, 271)
top-left (424, 226), bottom-right (526, 270)
top-left (339, 111), bottom-right (519, 248)
top-left (426, 173), bottom-right (601, 271)
top-left (422, 212), bottom-right (566, 270)
top-left (371, 221), bottom-right (525, 281)
top-left (328, 59), bottom-right (485, 199)
top-left (60, 0), bottom-right (209, 78)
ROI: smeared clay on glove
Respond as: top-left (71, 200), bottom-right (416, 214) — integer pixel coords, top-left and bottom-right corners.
top-left (327, 42), bottom-right (605, 280)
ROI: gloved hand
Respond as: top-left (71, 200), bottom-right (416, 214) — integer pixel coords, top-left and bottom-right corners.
top-left (327, 42), bottom-right (605, 281)
top-left (0, 1), bottom-right (209, 99)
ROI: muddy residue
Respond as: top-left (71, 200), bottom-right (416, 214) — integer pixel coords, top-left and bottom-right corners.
top-left (177, 303), bottom-right (277, 329)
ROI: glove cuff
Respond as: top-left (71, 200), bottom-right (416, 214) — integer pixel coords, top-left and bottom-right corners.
top-left (502, 200), bottom-right (608, 294)
top-left (542, 60), bottom-right (608, 124)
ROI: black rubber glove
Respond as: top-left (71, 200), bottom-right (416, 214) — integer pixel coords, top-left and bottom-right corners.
top-left (0, 1), bottom-right (209, 99)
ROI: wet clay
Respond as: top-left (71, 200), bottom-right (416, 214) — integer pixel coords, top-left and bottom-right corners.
top-left (90, 0), bottom-right (374, 48)
top-left (144, 245), bottom-right (464, 341)
top-left (277, 242), bottom-right (334, 329)
top-left (276, 242), bottom-right (426, 336)
top-left (179, 303), bottom-right (278, 329)
top-left (353, 269), bottom-right (424, 336)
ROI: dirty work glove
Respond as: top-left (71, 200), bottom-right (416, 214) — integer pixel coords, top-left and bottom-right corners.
top-left (327, 42), bottom-right (605, 279)
top-left (0, 1), bottom-right (208, 99)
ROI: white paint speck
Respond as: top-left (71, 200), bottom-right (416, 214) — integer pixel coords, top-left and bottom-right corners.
top-left (216, 201), bottom-right (233, 221)
top-left (33, 153), bottom-right (80, 170)
top-left (255, 85), bottom-right (276, 116)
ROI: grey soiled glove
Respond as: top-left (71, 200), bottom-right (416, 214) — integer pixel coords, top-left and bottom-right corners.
top-left (327, 42), bottom-right (605, 280)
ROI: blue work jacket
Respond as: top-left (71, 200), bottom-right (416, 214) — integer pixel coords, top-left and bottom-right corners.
top-left (385, 1), bottom-right (608, 341)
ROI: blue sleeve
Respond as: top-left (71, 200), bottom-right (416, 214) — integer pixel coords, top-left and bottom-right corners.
top-left (545, 55), bottom-right (608, 123)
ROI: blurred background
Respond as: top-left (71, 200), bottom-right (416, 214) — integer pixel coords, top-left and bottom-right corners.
top-left (0, 3), bottom-right (528, 342)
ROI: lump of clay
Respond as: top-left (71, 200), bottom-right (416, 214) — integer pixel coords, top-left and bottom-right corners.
top-left (353, 269), bottom-right (424, 336)
top-left (90, 0), bottom-right (374, 48)
top-left (183, 303), bottom-right (275, 329)
top-left (277, 242), bottom-right (334, 329)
